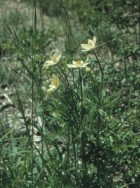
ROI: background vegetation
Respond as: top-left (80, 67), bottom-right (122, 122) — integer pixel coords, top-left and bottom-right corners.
top-left (0, 0), bottom-right (139, 187)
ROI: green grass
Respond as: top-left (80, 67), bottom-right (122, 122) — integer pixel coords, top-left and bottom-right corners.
top-left (0, 0), bottom-right (139, 187)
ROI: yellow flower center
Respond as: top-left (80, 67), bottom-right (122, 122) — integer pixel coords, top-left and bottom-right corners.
top-left (74, 60), bottom-right (84, 66)
top-left (51, 56), bottom-right (58, 62)
top-left (76, 61), bottom-right (82, 65)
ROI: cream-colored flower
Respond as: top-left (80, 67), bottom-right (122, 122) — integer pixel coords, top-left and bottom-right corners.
top-left (44, 54), bottom-right (61, 68)
top-left (67, 60), bottom-right (89, 69)
top-left (47, 75), bottom-right (60, 93)
top-left (81, 36), bottom-right (96, 52)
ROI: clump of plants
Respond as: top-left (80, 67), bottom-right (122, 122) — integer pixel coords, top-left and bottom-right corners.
top-left (0, 0), bottom-right (139, 188)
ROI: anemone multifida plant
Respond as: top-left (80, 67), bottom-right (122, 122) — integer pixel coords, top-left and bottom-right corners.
top-left (37, 35), bottom-right (105, 187)
top-left (0, 0), bottom-right (139, 188)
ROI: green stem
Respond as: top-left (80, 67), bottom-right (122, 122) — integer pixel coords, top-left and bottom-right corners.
top-left (93, 50), bottom-right (104, 96)
top-left (93, 50), bottom-right (104, 186)
top-left (57, 64), bottom-right (70, 86)
top-left (79, 69), bottom-right (88, 185)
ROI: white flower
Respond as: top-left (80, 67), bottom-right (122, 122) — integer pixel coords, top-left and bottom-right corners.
top-left (81, 36), bottom-right (96, 52)
top-left (67, 60), bottom-right (89, 69)
top-left (47, 75), bottom-right (60, 94)
top-left (43, 54), bottom-right (61, 68)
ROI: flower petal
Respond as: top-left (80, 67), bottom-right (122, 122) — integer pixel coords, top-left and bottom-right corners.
top-left (47, 75), bottom-right (60, 94)
top-left (67, 60), bottom-right (89, 69)
top-left (51, 54), bottom-right (61, 63)
top-left (81, 36), bottom-right (96, 52)
top-left (88, 37), bottom-right (96, 48)
top-left (67, 64), bottom-right (77, 68)
top-left (81, 44), bottom-right (92, 51)
top-left (44, 54), bottom-right (61, 68)
top-left (45, 60), bottom-right (56, 65)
